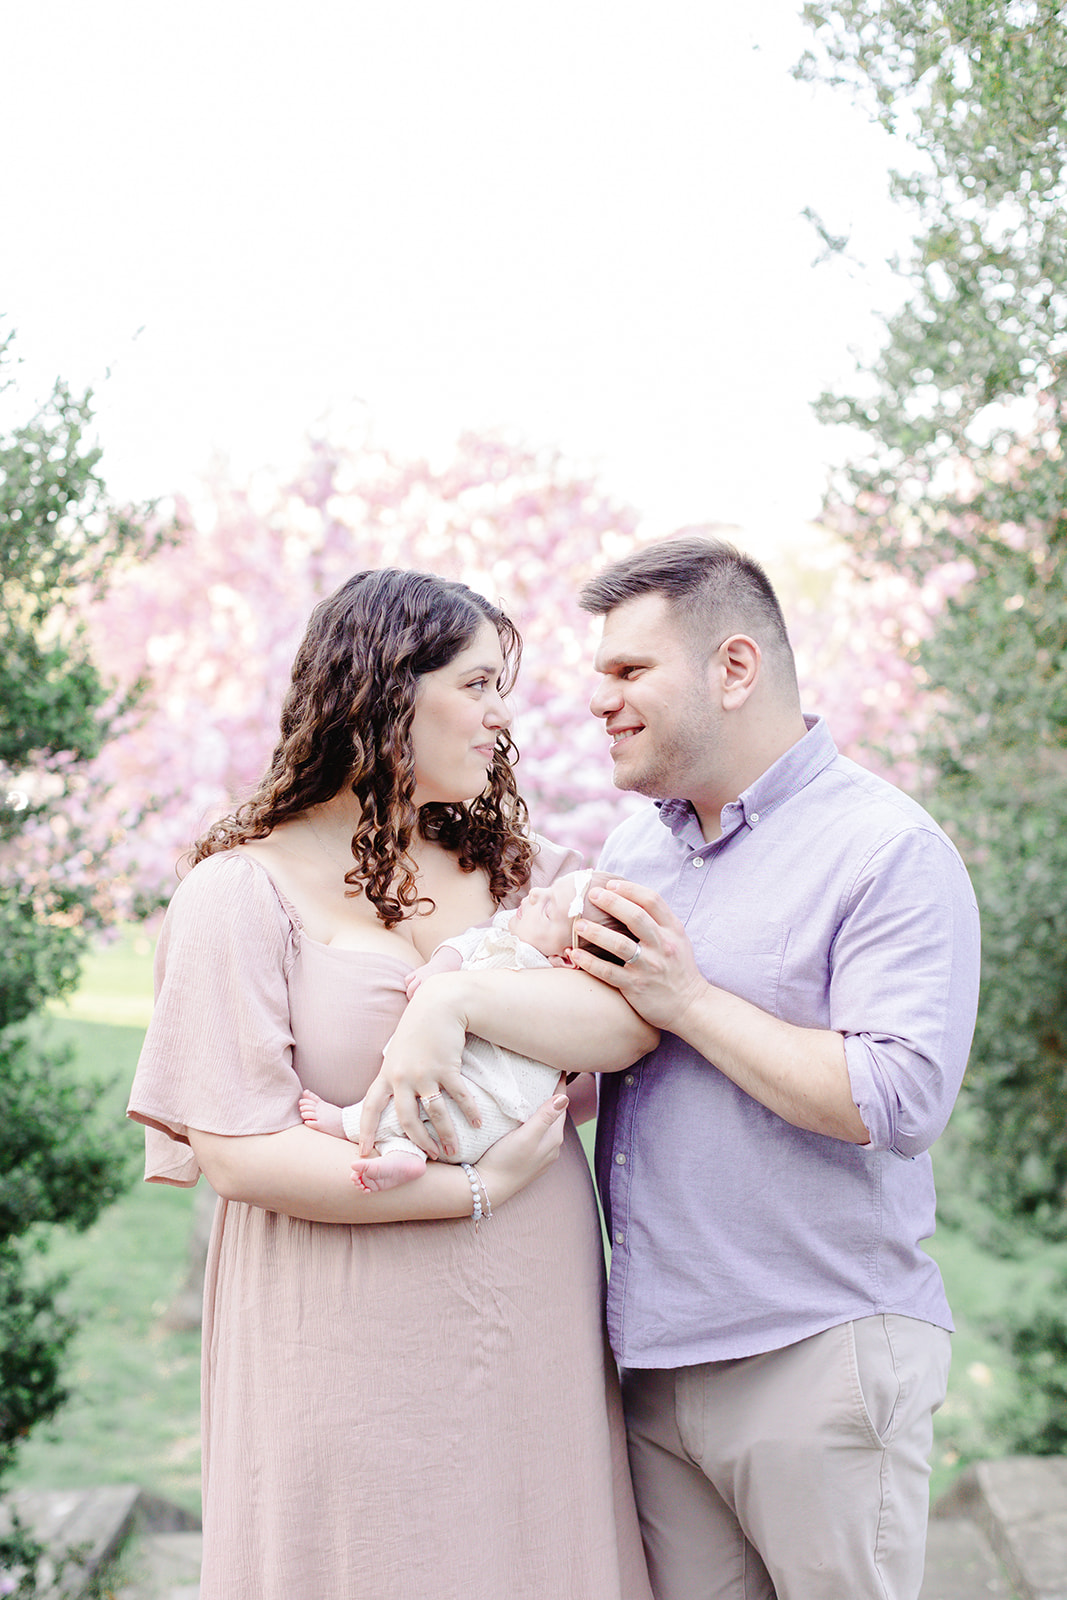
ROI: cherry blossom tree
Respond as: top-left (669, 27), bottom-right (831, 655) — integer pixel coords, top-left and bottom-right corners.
top-left (80, 430), bottom-right (939, 913)
top-left (84, 431), bottom-right (647, 904)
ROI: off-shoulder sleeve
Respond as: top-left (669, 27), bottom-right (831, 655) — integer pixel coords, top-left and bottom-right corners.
top-left (127, 852), bottom-right (303, 1186)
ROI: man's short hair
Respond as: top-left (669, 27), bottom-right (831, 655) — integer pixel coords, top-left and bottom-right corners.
top-left (579, 533), bottom-right (797, 687)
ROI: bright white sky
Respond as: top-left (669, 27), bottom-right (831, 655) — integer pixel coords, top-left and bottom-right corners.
top-left (1, 0), bottom-right (913, 550)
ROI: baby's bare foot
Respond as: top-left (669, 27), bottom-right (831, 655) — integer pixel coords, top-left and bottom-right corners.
top-left (351, 1150), bottom-right (428, 1191)
top-left (299, 1090), bottom-right (347, 1140)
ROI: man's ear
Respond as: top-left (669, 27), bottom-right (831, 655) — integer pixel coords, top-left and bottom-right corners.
top-left (716, 634), bottom-right (761, 709)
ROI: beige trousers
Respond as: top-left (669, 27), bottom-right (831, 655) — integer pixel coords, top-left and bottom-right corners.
top-left (622, 1315), bottom-right (951, 1600)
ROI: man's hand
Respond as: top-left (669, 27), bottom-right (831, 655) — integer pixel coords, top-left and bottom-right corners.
top-left (569, 878), bottom-right (707, 1033)
top-left (572, 878), bottom-right (869, 1144)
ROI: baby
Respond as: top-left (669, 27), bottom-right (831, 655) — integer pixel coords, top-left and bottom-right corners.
top-left (299, 867), bottom-right (626, 1190)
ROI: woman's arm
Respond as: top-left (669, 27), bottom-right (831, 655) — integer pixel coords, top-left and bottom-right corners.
top-left (357, 967), bottom-right (657, 1157)
top-left (189, 1092), bottom-right (569, 1224)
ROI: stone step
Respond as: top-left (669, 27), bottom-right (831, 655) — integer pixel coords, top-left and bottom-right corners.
top-left (99, 1511), bottom-right (1031, 1600)
top-left (111, 1529), bottom-right (202, 1599)
top-left (9, 1459), bottom-right (1067, 1600)
top-left (108, 1521), bottom-right (1016, 1600)
top-left (944, 1458), bottom-right (1067, 1600)
top-left (0, 1487), bottom-right (200, 1599)
top-left (921, 1517), bottom-right (1016, 1599)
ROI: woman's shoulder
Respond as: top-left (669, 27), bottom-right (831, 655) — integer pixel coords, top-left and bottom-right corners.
top-left (164, 849), bottom-right (297, 938)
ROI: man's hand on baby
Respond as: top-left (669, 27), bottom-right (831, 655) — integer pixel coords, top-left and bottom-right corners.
top-left (404, 945), bottom-right (464, 1000)
top-left (570, 878), bottom-right (707, 1034)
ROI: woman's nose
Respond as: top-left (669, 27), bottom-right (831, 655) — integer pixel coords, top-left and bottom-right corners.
top-left (485, 688), bottom-right (511, 729)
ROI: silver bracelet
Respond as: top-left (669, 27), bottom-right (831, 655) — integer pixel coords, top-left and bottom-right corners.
top-left (475, 1171), bottom-right (492, 1221)
top-left (459, 1162), bottom-right (483, 1228)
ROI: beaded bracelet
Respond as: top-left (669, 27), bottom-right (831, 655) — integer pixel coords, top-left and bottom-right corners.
top-left (475, 1171), bottom-right (492, 1222)
top-left (459, 1162), bottom-right (484, 1229)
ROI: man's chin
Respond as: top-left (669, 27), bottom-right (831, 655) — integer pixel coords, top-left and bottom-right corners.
top-left (611, 762), bottom-right (661, 799)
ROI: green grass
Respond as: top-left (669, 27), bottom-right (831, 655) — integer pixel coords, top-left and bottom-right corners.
top-left (48, 926), bottom-right (157, 1031)
top-left (7, 928), bottom-right (1051, 1515)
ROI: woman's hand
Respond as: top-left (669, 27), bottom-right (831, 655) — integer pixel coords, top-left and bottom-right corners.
top-left (474, 1091), bottom-right (569, 1207)
top-left (357, 973), bottom-right (479, 1159)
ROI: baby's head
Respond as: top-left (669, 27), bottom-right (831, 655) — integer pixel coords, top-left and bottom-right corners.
top-left (509, 869), bottom-right (629, 965)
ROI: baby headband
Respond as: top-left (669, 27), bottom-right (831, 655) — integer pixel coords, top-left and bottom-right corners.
top-left (568, 868), bottom-right (595, 919)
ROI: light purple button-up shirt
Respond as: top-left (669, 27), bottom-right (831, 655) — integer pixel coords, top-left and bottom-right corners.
top-left (595, 715), bottom-right (981, 1369)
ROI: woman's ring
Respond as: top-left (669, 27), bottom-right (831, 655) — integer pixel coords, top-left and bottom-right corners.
top-left (624, 942), bottom-right (642, 965)
top-left (419, 1092), bottom-right (444, 1104)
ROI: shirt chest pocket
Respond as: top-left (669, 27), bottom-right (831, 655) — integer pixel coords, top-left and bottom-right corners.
top-left (687, 915), bottom-right (787, 1015)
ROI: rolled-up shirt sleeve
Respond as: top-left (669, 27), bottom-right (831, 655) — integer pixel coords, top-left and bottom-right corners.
top-left (833, 826), bottom-right (981, 1157)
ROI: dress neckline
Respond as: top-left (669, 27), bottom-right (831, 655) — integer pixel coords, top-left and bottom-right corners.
top-left (234, 851), bottom-right (419, 970)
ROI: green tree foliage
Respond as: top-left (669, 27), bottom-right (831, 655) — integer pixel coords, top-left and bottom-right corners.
top-left (0, 337), bottom-right (154, 1572)
top-left (797, 3), bottom-right (1067, 1237)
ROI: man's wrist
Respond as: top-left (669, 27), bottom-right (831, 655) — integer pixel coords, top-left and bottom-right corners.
top-left (660, 974), bottom-right (716, 1048)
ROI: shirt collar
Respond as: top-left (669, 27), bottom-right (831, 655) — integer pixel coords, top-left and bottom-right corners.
top-left (656, 715), bottom-right (838, 840)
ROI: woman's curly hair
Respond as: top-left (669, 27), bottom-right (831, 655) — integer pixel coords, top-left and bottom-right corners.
top-left (190, 569), bottom-right (533, 926)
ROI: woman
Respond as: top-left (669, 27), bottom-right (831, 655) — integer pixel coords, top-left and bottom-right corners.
top-left (128, 569), bottom-right (654, 1600)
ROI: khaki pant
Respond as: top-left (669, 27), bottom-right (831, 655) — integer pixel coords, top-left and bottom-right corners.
top-left (622, 1315), bottom-right (951, 1600)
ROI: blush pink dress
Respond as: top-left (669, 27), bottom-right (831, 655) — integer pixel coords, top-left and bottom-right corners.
top-left (128, 842), bottom-right (652, 1600)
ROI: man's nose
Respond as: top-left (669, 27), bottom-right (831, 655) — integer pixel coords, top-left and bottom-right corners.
top-left (589, 676), bottom-right (620, 718)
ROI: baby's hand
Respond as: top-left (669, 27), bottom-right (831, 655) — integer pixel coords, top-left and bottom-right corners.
top-left (404, 967), bottom-right (429, 1001)
top-left (405, 945), bottom-right (463, 1000)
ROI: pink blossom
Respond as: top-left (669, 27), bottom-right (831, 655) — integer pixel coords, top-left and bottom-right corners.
top-left (56, 434), bottom-right (943, 913)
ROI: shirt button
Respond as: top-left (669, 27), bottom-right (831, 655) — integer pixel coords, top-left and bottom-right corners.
top-left (692, 856), bottom-right (705, 869)
top-left (749, 811), bottom-right (760, 824)
top-left (615, 1152), bottom-right (626, 1165)
top-left (615, 1231), bottom-right (625, 1246)
top-left (624, 1074), bottom-right (635, 1085)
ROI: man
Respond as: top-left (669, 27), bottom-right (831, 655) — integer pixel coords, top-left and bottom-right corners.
top-left (567, 536), bottom-right (980, 1600)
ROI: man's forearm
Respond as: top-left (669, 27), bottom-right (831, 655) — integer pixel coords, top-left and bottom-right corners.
top-left (675, 983), bottom-right (870, 1143)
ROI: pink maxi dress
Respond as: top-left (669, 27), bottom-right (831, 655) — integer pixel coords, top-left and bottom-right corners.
top-left (128, 840), bottom-right (652, 1600)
